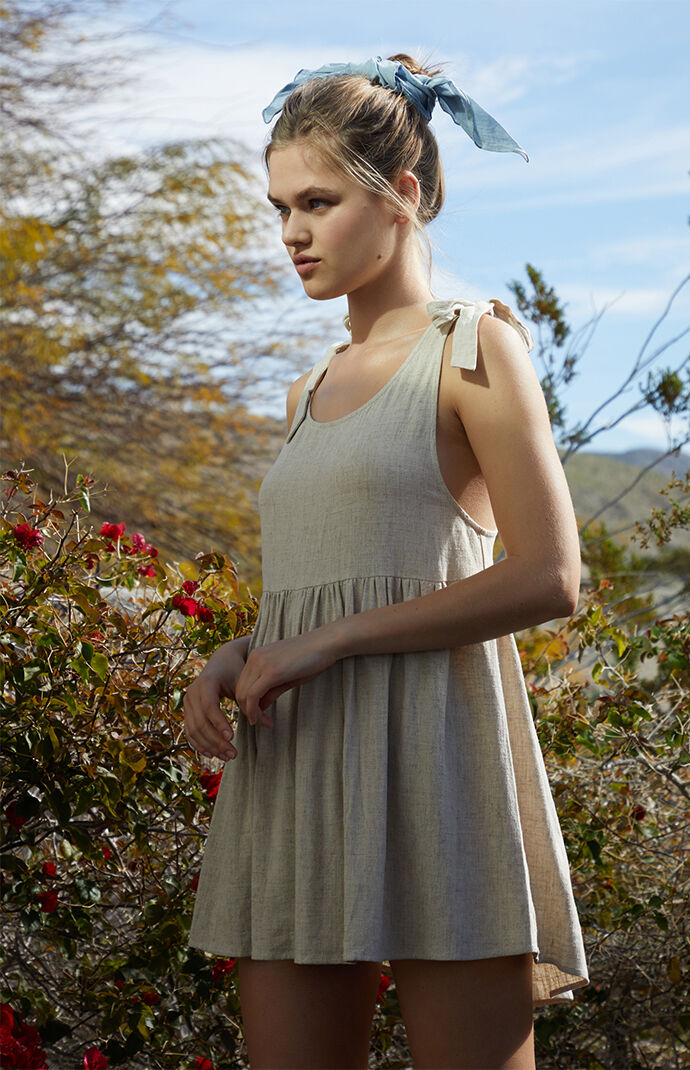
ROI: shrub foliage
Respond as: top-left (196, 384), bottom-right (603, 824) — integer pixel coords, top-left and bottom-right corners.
top-left (1, 465), bottom-right (687, 1069)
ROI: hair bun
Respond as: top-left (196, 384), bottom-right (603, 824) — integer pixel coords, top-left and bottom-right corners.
top-left (387, 52), bottom-right (444, 79)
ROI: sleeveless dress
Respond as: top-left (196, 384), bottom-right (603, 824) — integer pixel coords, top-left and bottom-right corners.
top-left (189, 297), bottom-right (589, 1005)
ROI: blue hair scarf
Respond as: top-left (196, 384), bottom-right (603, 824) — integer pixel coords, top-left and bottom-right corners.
top-left (262, 56), bottom-right (528, 162)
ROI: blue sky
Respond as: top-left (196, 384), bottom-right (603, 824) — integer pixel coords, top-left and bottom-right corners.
top-left (91, 0), bottom-right (689, 455)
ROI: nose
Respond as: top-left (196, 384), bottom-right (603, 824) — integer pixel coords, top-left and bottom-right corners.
top-left (282, 209), bottom-right (310, 250)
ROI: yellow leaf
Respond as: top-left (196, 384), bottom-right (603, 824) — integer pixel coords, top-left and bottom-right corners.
top-left (667, 956), bottom-right (682, 985)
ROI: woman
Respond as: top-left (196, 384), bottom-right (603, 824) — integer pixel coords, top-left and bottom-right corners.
top-left (185, 54), bottom-right (588, 1070)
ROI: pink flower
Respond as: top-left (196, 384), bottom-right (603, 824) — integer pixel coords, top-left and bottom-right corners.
top-left (41, 861), bottom-right (57, 879)
top-left (200, 769), bottom-right (222, 800)
top-left (182, 580), bottom-right (200, 594)
top-left (131, 532), bottom-right (148, 552)
top-left (37, 889), bottom-right (58, 913)
top-left (171, 594), bottom-right (199, 617)
top-left (12, 523), bottom-right (43, 550)
top-left (137, 563), bottom-right (157, 577)
top-left (100, 522), bottom-right (126, 540)
top-left (84, 1047), bottom-right (108, 1069)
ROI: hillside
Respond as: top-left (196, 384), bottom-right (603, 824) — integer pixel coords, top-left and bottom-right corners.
top-left (563, 447), bottom-right (690, 553)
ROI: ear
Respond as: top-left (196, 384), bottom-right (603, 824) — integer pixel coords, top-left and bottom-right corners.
top-left (393, 170), bottom-right (421, 224)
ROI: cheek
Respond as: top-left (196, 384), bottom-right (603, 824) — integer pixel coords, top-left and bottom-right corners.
top-left (329, 212), bottom-right (389, 265)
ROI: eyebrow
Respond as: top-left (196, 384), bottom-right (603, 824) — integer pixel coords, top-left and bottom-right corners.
top-left (266, 186), bottom-right (338, 205)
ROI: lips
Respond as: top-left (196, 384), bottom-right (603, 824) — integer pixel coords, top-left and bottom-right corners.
top-left (294, 257), bottom-right (320, 277)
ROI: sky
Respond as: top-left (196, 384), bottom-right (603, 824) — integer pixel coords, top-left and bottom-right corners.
top-left (74, 0), bottom-right (689, 456)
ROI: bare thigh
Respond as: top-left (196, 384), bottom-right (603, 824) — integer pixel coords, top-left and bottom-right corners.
top-left (236, 957), bottom-right (382, 1069)
top-left (390, 953), bottom-right (535, 1070)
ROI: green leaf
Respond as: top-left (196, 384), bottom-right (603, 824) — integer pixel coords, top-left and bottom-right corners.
top-left (91, 652), bottom-right (109, 680)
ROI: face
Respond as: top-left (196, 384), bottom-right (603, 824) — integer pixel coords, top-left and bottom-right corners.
top-left (267, 140), bottom-right (402, 301)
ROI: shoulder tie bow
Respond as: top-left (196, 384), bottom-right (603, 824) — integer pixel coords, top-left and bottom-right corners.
top-left (426, 298), bottom-right (534, 370)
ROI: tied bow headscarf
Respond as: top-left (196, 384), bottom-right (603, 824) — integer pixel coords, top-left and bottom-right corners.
top-left (262, 56), bottom-right (528, 162)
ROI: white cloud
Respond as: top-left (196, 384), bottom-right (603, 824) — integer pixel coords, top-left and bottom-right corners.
top-left (557, 282), bottom-right (685, 319)
top-left (590, 235), bottom-right (690, 270)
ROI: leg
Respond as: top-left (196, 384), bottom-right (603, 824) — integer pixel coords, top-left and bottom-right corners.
top-left (236, 957), bottom-right (382, 1069)
top-left (390, 953), bottom-right (535, 1070)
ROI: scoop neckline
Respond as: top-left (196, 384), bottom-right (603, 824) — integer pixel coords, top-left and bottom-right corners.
top-left (307, 320), bottom-right (436, 427)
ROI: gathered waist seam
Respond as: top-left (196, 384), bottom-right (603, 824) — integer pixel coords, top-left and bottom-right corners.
top-left (260, 575), bottom-right (466, 596)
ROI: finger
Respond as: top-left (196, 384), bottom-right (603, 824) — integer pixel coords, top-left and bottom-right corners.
top-left (186, 707), bottom-right (236, 759)
top-left (197, 722), bottom-right (237, 760)
top-left (206, 707), bottom-right (236, 746)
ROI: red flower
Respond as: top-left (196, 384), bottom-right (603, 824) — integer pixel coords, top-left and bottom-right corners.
top-left (631, 804), bottom-right (647, 821)
top-left (140, 991), bottom-right (160, 1006)
top-left (210, 958), bottom-right (235, 981)
top-left (84, 1047), bottom-right (108, 1070)
top-left (37, 889), bottom-right (58, 913)
top-left (12, 523), bottom-right (44, 550)
top-left (4, 803), bottom-right (26, 830)
top-left (101, 844), bottom-right (112, 861)
top-left (0, 1003), bottom-right (14, 1032)
top-left (41, 861), bottom-right (57, 878)
top-left (137, 563), bottom-right (157, 577)
top-left (171, 594), bottom-right (199, 617)
top-left (100, 522), bottom-right (126, 540)
top-left (114, 979), bottom-right (123, 991)
top-left (182, 580), bottom-right (200, 594)
top-left (84, 554), bottom-right (98, 569)
top-left (190, 872), bottom-right (200, 891)
top-left (197, 604), bottom-right (215, 623)
top-left (0, 1005), bottom-right (47, 1069)
top-left (195, 1059), bottom-right (214, 1070)
top-left (148, 546), bottom-right (159, 558)
top-left (376, 972), bottom-right (391, 1002)
top-left (200, 769), bottom-right (222, 800)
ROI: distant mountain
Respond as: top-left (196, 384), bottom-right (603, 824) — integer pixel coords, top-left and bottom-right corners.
top-left (561, 448), bottom-right (690, 553)
top-left (578, 448), bottom-right (690, 480)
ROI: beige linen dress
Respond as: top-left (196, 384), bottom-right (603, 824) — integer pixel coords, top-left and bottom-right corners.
top-left (189, 297), bottom-right (589, 1004)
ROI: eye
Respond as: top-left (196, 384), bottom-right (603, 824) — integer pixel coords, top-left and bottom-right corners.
top-left (309, 198), bottom-right (329, 209)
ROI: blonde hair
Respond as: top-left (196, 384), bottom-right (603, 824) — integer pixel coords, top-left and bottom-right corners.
top-left (263, 53), bottom-right (446, 246)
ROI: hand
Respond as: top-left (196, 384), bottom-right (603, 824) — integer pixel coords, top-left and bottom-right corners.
top-left (184, 639), bottom-right (249, 760)
top-left (234, 629), bottom-right (338, 726)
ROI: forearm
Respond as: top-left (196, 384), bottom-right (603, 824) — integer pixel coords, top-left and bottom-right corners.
top-left (322, 556), bottom-right (578, 659)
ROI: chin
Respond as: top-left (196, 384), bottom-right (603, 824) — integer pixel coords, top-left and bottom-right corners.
top-left (302, 280), bottom-right (348, 302)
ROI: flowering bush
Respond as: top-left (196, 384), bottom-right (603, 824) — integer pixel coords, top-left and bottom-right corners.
top-left (1, 464), bottom-right (687, 1068)
top-left (0, 467), bottom-right (257, 1067)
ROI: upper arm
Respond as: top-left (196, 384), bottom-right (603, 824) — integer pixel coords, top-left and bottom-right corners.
top-left (285, 370), bottom-right (311, 433)
top-left (454, 313), bottom-right (580, 601)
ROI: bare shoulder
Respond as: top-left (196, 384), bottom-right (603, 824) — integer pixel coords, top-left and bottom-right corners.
top-left (286, 369), bottom-right (312, 432)
top-left (452, 307), bottom-right (579, 597)
top-left (476, 310), bottom-right (534, 374)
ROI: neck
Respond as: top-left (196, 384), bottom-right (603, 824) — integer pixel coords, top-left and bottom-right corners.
top-left (345, 245), bottom-right (435, 345)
